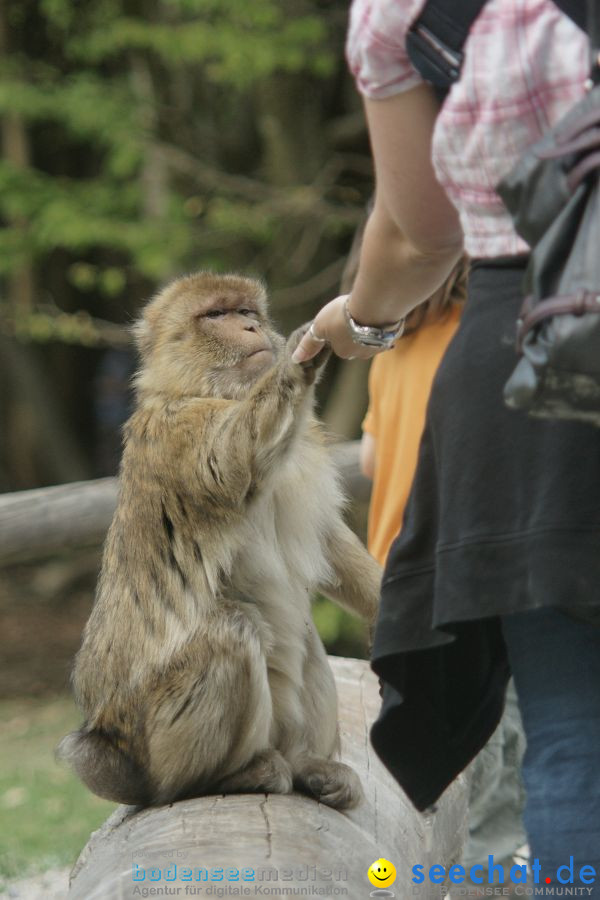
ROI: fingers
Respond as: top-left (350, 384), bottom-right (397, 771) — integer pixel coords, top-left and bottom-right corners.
top-left (292, 295), bottom-right (358, 363)
top-left (291, 326), bottom-right (329, 363)
top-left (291, 296), bottom-right (349, 363)
top-left (286, 323), bottom-right (311, 356)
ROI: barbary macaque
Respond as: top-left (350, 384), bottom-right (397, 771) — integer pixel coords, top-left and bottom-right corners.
top-left (58, 272), bottom-right (382, 809)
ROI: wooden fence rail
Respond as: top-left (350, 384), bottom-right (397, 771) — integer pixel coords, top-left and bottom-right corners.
top-left (0, 442), bottom-right (369, 566)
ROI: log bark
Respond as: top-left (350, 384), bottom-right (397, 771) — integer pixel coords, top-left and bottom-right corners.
top-left (0, 477), bottom-right (119, 564)
top-left (0, 444), bottom-right (369, 565)
top-left (68, 656), bottom-right (468, 900)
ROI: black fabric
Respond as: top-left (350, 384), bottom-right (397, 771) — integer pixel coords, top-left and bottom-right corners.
top-left (406, 0), bottom-right (486, 101)
top-left (407, 0), bottom-right (588, 103)
top-left (559, 0), bottom-right (590, 32)
top-left (372, 620), bottom-right (510, 811)
top-left (586, 0), bottom-right (600, 49)
top-left (370, 260), bottom-right (600, 809)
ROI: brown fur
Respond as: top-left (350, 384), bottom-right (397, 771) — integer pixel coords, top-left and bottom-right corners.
top-left (58, 272), bottom-right (381, 809)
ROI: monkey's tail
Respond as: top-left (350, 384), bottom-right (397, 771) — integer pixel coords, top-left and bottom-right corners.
top-left (57, 728), bottom-right (150, 806)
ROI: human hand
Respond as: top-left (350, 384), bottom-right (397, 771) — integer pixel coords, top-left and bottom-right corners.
top-left (286, 323), bottom-right (331, 385)
top-left (291, 295), bottom-right (380, 363)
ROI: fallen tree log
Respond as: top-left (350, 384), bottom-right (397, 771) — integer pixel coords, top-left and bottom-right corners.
top-left (0, 443), bottom-right (370, 566)
top-left (68, 657), bottom-right (468, 900)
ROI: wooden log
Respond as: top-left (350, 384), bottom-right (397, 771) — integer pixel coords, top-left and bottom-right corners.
top-left (0, 444), bottom-right (370, 565)
top-left (68, 657), bottom-right (468, 900)
top-left (0, 477), bottom-right (119, 565)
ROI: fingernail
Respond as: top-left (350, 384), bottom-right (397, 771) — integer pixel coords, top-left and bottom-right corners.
top-left (292, 348), bottom-right (308, 363)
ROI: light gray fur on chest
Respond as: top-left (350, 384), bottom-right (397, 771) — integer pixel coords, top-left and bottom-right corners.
top-left (229, 447), bottom-right (341, 663)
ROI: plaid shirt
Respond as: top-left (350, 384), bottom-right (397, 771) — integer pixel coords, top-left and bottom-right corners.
top-left (346, 0), bottom-right (589, 258)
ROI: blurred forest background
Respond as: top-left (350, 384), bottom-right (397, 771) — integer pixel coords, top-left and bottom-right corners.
top-left (0, 0), bottom-right (375, 886)
top-left (0, 0), bottom-right (373, 492)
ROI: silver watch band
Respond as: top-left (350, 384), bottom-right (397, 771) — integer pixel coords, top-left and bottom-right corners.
top-left (343, 298), bottom-right (405, 348)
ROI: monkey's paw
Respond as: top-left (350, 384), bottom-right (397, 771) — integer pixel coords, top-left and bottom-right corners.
top-left (296, 759), bottom-right (364, 810)
top-left (216, 750), bottom-right (293, 796)
top-left (286, 324), bottom-right (331, 385)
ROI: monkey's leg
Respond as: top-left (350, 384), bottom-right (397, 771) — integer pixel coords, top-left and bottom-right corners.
top-left (286, 623), bottom-right (364, 811)
top-left (145, 626), bottom-right (276, 805)
top-left (214, 749), bottom-right (293, 795)
top-left (320, 521), bottom-right (382, 625)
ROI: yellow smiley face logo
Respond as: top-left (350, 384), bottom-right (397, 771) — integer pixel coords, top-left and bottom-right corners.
top-left (367, 858), bottom-right (397, 888)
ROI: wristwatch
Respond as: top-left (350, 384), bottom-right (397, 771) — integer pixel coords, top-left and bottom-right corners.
top-left (343, 297), bottom-right (405, 349)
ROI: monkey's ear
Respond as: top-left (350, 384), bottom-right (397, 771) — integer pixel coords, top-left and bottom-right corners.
top-left (131, 316), bottom-right (154, 358)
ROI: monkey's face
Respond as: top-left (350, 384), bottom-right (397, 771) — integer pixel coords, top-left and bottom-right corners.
top-left (134, 273), bottom-right (284, 399)
top-left (194, 301), bottom-right (282, 397)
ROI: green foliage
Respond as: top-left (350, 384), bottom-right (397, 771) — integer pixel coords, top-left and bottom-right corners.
top-left (0, 71), bottom-right (141, 171)
top-left (206, 197), bottom-right (276, 243)
top-left (68, 3), bottom-right (333, 85)
top-left (0, 0), bottom-right (357, 337)
top-left (312, 595), bottom-right (368, 660)
top-left (76, 18), bottom-right (330, 82)
top-left (0, 161), bottom-right (195, 279)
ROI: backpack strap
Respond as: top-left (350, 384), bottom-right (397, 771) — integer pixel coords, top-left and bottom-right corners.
top-left (556, 0), bottom-right (586, 31)
top-left (405, 0), bottom-right (487, 102)
top-left (586, 0), bottom-right (600, 85)
top-left (406, 0), bottom-right (590, 103)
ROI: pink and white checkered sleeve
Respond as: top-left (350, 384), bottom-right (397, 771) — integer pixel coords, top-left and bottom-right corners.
top-left (345, 0), bottom-right (425, 99)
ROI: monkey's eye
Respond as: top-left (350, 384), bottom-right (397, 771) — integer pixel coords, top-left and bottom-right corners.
top-left (204, 309), bottom-right (227, 319)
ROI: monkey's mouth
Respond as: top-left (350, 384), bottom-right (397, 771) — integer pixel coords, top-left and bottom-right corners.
top-left (247, 346), bottom-right (273, 357)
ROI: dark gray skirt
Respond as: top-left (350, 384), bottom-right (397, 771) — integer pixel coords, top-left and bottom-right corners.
top-left (370, 258), bottom-right (600, 810)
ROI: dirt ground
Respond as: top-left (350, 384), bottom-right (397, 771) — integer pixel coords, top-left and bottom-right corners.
top-left (0, 865), bottom-right (70, 899)
top-left (0, 550), bottom-right (101, 698)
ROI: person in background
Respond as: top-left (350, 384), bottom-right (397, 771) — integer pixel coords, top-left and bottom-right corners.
top-left (293, 0), bottom-right (600, 890)
top-left (360, 259), bottom-right (526, 895)
top-left (360, 263), bottom-right (464, 565)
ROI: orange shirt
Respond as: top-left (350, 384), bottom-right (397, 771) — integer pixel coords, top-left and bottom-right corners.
top-left (362, 306), bottom-right (461, 566)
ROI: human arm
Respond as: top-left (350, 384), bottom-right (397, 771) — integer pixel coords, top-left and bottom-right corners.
top-left (293, 85), bottom-right (464, 362)
top-left (360, 431), bottom-right (376, 480)
top-left (360, 359), bottom-right (379, 479)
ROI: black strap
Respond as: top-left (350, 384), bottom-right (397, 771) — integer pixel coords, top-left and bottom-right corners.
top-left (588, 0), bottom-right (600, 84)
top-left (407, 0), bottom-right (591, 103)
top-left (559, 0), bottom-right (587, 31)
top-left (406, 0), bottom-right (486, 102)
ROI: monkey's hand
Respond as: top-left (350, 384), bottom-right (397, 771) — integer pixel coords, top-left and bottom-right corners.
top-left (286, 324), bottom-right (331, 385)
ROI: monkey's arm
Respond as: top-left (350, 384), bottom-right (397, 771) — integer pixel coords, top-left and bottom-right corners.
top-left (199, 339), bottom-right (330, 504)
top-left (319, 522), bottom-right (382, 625)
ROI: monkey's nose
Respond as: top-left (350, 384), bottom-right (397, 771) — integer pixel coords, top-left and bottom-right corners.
top-left (244, 323), bottom-right (258, 333)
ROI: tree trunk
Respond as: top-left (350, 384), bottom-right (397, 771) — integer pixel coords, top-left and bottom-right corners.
top-left (0, 337), bottom-right (90, 491)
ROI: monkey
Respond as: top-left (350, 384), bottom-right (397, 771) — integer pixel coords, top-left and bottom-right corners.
top-left (58, 271), bottom-right (382, 810)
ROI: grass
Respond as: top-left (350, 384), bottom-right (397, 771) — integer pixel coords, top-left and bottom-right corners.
top-left (0, 695), bottom-right (115, 887)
